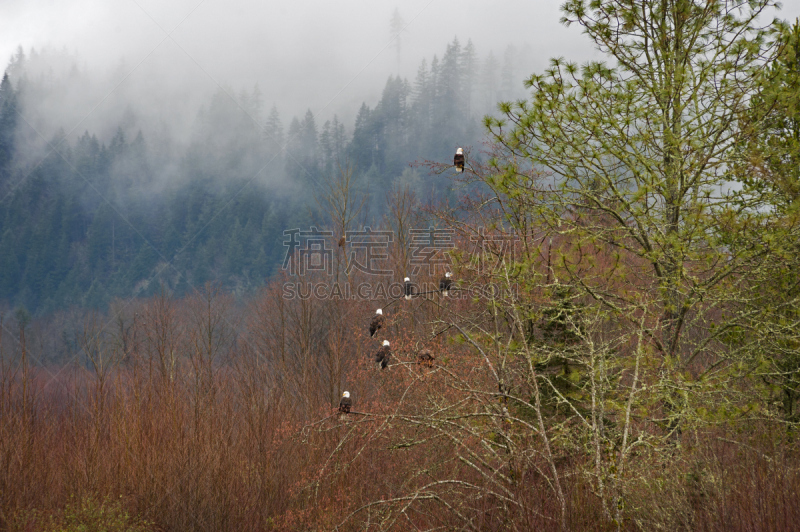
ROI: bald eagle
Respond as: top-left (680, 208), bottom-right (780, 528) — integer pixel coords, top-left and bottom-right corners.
top-left (338, 391), bottom-right (351, 414)
top-left (439, 272), bottom-right (452, 296)
top-left (338, 235), bottom-right (346, 248)
top-left (417, 349), bottom-right (435, 368)
top-left (404, 277), bottom-right (413, 300)
top-left (369, 309), bottom-right (385, 337)
top-left (375, 340), bottom-right (391, 369)
top-left (454, 148), bottom-right (465, 173)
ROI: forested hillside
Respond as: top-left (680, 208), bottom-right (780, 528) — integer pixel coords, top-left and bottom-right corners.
top-left (0, 37), bottom-right (519, 314)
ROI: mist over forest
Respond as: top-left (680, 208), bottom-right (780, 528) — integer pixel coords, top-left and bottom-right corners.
top-left (0, 33), bottom-right (536, 314)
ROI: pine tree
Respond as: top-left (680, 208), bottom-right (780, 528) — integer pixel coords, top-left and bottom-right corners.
top-left (373, 76), bottom-right (411, 177)
top-left (461, 39), bottom-right (477, 118)
top-left (437, 38), bottom-right (462, 119)
top-left (331, 115), bottom-right (346, 164)
top-left (226, 218), bottom-right (246, 275)
top-left (736, 18), bottom-right (800, 211)
top-left (285, 116), bottom-right (303, 182)
top-left (349, 103), bottom-right (374, 172)
top-left (299, 110), bottom-right (320, 184)
top-left (429, 54), bottom-right (440, 103)
top-left (410, 59), bottom-right (432, 143)
top-left (0, 74), bottom-right (18, 183)
top-left (264, 105), bottom-right (284, 164)
top-left (5, 46), bottom-right (26, 81)
top-left (0, 229), bottom-right (20, 299)
top-left (300, 109), bottom-right (318, 158)
top-left (320, 120), bottom-right (334, 177)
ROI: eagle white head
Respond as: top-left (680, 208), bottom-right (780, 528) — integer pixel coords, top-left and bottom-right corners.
top-left (342, 391), bottom-right (350, 398)
top-left (445, 272), bottom-right (452, 278)
top-left (404, 277), bottom-right (410, 282)
top-left (376, 308), bottom-right (383, 315)
top-left (383, 340), bottom-right (390, 346)
top-left (456, 148), bottom-right (463, 154)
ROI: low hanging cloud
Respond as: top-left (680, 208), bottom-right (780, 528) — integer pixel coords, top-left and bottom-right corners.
top-left (2, 0), bottom-right (799, 152)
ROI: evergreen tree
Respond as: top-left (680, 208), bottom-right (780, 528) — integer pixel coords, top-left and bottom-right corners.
top-left (126, 242), bottom-right (158, 289)
top-left (0, 73), bottom-right (17, 183)
top-left (300, 109), bottom-right (319, 159)
top-left (461, 39), bottom-right (477, 118)
top-left (285, 116), bottom-right (303, 182)
top-left (429, 54), bottom-right (440, 104)
top-left (736, 18), bottom-right (800, 211)
top-left (330, 115), bottom-right (346, 164)
top-left (731, 18), bottom-right (800, 423)
top-left (409, 59), bottom-right (432, 155)
top-left (226, 218), bottom-right (246, 275)
top-left (284, 109), bottom-right (321, 185)
top-left (320, 120), bottom-right (334, 176)
top-left (87, 205), bottom-right (114, 274)
top-left (372, 76), bottom-right (411, 178)
top-left (264, 104), bottom-right (285, 175)
top-left (5, 46), bottom-right (26, 81)
top-left (0, 229), bottom-right (20, 299)
top-left (348, 103), bottom-right (374, 172)
top-left (437, 38), bottom-right (462, 120)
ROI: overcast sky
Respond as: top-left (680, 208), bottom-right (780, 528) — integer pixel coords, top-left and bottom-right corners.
top-left (0, 1), bottom-right (594, 117)
top-left (2, 0), bottom-right (800, 132)
top-left (0, 0), bottom-right (597, 75)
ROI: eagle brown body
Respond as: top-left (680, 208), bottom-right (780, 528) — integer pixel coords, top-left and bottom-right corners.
top-left (454, 149), bottom-right (465, 172)
top-left (375, 343), bottom-right (391, 369)
top-left (369, 313), bottom-right (385, 337)
top-left (439, 274), bottom-right (452, 296)
top-left (417, 349), bottom-right (435, 368)
top-left (404, 277), bottom-right (414, 300)
top-left (338, 395), bottom-right (352, 414)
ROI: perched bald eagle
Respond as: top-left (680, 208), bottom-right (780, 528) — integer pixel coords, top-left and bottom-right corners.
top-left (338, 391), bottom-right (351, 414)
top-left (454, 148), bottom-right (465, 173)
top-left (338, 235), bottom-right (346, 248)
top-left (375, 340), bottom-right (391, 369)
top-left (404, 277), bottom-right (413, 300)
top-left (439, 272), bottom-right (452, 296)
top-left (417, 349), bottom-right (435, 368)
top-left (369, 309), bottom-right (385, 337)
